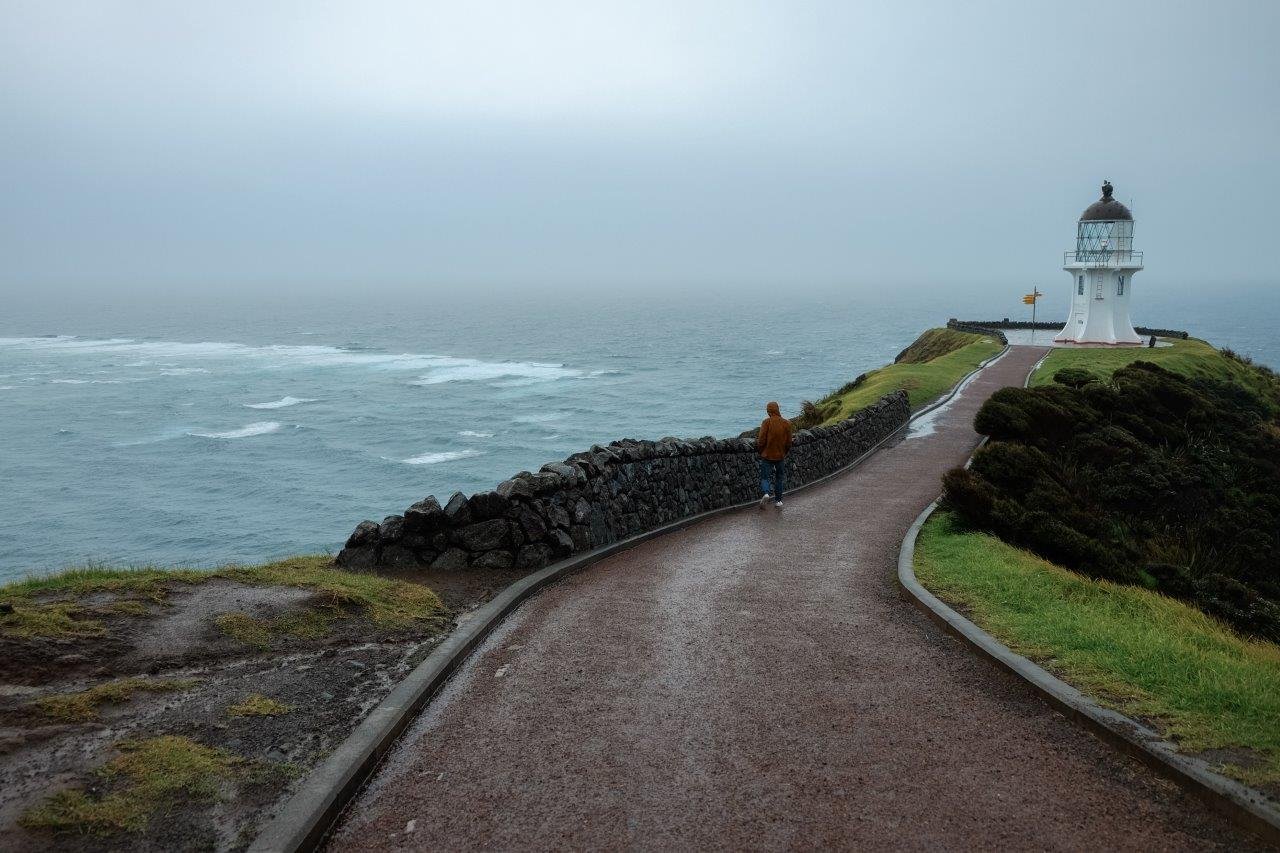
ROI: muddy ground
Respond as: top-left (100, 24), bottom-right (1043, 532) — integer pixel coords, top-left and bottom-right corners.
top-left (0, 565), bottom-right (525, 852)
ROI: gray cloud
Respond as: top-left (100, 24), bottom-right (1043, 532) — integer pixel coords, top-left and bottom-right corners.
top-left (2, 0), bottom-right (1277, 298)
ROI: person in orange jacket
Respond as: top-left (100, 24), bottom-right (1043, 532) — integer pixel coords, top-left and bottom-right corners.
top-left (756, 401), bottom-right (792, 508)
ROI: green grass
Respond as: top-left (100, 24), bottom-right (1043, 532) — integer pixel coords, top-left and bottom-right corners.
top-left (19, 736), bottom-right (245, 836)
top-left (815, 331), bottom-right (1003, 423)
top-left (35, 678), bottom-right (197, 722)
top-left (915, 511), bottom-right (1280, 785)
top-left (1030, 336), bottom-right (1280, 405)
top-left (894, 327), bottom-right (992, 365)
top-left (1, 556), bottom-right (445, 642)
top-left (226, 694), bottom-right (292, 718)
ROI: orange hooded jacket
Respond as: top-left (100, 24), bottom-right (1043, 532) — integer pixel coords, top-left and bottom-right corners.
top-left (756, 401), bottom-right (793, 461)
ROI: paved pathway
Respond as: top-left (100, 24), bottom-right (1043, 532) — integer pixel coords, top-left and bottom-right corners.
top-left (330, 347), bottom-right (1265, 851)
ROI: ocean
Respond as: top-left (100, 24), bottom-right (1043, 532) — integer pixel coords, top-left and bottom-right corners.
top-left (2, 285), bottom-right (1276, 582)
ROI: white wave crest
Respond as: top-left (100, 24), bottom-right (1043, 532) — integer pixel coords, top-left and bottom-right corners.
top-left (0, 335), bottom-right (581, 385)
top-left (398, 449), bottom-right (483, 465)
top-left (244, 396), bottom-right (316, 410)
top-left (189, 421), bottom-right (283, 439)
top-left (411, 358), bottom-right (580, 385)
top-left (514, 411), bottom-right (568, 424)
top-left (457, 430), bottom-right (495, 438)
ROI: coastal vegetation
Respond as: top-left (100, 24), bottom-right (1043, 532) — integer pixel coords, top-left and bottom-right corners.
top-left (795, 328), bottom-right (1002, 427)
top-left (919, 338), bottom-right (1280, 787)
top-left (944, 360), bottom-right (1280, 639)
top-left (915, 512), bottom-right (1280, 786)
top-left (1031, 336), bottom-right (1280, 404)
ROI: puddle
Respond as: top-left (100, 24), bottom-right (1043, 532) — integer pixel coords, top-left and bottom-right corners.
top-left (905, 368), bottom-right (988, 440)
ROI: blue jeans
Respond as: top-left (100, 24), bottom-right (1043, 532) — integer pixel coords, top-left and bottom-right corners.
top-left (759, 458), bottom-right (786, 500)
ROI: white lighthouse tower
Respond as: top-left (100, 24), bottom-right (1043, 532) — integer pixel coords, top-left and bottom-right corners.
top-left (1056, 181), bottom-right (1144, 345)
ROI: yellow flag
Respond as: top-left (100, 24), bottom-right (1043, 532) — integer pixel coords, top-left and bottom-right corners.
top-left (1022, 294), bottom-right (1037, 304)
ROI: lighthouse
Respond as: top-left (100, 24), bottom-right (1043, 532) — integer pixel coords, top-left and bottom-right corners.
top-left (1056, 181), bottom-right (1144, 345)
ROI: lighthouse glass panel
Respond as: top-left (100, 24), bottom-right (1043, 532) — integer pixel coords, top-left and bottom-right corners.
top-left (1076, 220), bottom-right (1134, 260)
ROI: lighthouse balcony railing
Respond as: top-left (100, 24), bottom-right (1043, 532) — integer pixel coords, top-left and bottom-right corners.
top-left (1064, 250), bottom-right (1143, 266)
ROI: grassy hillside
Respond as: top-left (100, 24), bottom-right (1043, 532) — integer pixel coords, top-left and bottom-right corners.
top-left (893, 328), bottom-right (993, 365)
top-left (1031, 336), bottom-right (1280, 406)
top-left (797, 329), bottom-right (1003, 427)
top-left (916, 511), bottom-right (1280, 788)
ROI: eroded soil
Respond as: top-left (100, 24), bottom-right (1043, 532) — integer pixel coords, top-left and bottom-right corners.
top-left (0, 565), bottom-right (524, 852)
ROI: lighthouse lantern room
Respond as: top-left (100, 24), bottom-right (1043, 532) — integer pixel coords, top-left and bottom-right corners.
top-left (1056, 181), bottom-right (1144, 345)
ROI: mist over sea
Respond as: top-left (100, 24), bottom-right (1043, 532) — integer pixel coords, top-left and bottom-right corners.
top-left (2, 284), bottom-right (1276, 581)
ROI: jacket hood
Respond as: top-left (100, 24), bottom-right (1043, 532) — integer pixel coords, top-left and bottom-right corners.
top-left (766, 401), bottom-right (781, 417)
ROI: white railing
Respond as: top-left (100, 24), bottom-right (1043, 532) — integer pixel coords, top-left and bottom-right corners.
top-left (1064, 250), bottom-right (1143, 265)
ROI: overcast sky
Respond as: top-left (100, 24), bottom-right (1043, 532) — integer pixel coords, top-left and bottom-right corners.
top-left (2, 1), bottom-right (1277, 298)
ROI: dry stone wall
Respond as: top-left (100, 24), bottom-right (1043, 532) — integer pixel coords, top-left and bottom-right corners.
top-left (337, 391), bottom-right (910, 573)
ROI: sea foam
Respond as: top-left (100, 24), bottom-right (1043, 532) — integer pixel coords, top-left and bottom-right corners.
top-left (411, 357), bottom-right (580, 385)
top-left (399, 449), bottom-right (483, 465)
top-left (189, 421), bottom-right (283, 439)
top-left (0, 335), bottom-right (583, 384)
top-left (244, 396), bottom-right (316, 410)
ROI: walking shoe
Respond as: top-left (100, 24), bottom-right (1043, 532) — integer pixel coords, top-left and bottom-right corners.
top-left (774, 500), bottom-right (783, 508)
top-left (759, 493), bottom-right (771, 508)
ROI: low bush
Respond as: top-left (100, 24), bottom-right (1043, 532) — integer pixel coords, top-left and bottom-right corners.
top-left (944, 361), bottom-right (1280, 641)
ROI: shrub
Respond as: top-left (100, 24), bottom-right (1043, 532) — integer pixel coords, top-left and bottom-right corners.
top-left (1053, 367), bottom-right (1099, 388)
top-left (944, 362), bottom-right (1280, 641)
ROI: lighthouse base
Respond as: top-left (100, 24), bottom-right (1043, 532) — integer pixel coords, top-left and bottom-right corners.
top-left (1054, 316), bottom-right (1143, 346)
top-left (1050, 338), bottom-right (1144, 347)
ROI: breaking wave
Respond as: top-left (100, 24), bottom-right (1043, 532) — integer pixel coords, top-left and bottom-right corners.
top-left (0, 335), bottom-right (586, 386)
top-left (244, 396), bottom-right (316, 410)
top-left (188, 421), bottom-right (283, 439)
top-left (398, 449), bottom-right (483, 465)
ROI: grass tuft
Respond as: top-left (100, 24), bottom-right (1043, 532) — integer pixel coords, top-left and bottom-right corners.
top-left (35, 678), bottom-right (197, 722)
top-left (218, 556), bottom-right (444, 627)
top-left (0, 566), bottom-right (210, 605)
top-left (915, 511), bottom-right (1280, 784)
top-left (1, 601), bottom-right (105, 640)
top-left (226, 694), bottom-right (292, 717)
top-left (19, 736), bottom-right (243, 836)
top-left (214, 612), bottom-right (273, 649)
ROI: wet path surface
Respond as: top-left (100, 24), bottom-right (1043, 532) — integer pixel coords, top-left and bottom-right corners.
top-left (329, 346), bottom-right (1265, 851)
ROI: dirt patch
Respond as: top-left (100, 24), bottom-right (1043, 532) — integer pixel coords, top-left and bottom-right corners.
top-left (0, 566), bottom-right (517, 852)
top-left (133, 583), bottom-right (315, 664)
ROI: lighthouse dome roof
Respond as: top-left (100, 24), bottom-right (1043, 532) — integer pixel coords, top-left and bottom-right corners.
top-left (1080, 181), bottom-right (1132, 221)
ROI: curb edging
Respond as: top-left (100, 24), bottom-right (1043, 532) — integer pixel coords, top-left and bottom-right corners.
top-left (250, 341), bottom-right (1010, 853)
top-left (896, 364), bottom-right (1280, 846)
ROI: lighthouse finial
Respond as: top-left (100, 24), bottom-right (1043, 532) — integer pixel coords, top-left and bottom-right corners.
top-left (1102, 180), bottom-right (1113, 198)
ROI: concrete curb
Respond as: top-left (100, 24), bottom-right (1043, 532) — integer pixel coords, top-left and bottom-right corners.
top-left (896, 364), bottom-right (1280, 846)
top-left (249, 343), bottom-right (1010, 853)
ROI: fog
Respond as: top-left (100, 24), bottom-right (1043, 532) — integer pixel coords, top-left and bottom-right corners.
top-left (2, 1), bottom-right (1277, 301)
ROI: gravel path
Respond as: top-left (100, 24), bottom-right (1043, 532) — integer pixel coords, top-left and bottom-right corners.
top-left (329, 346), bottom-right (1268, 851)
